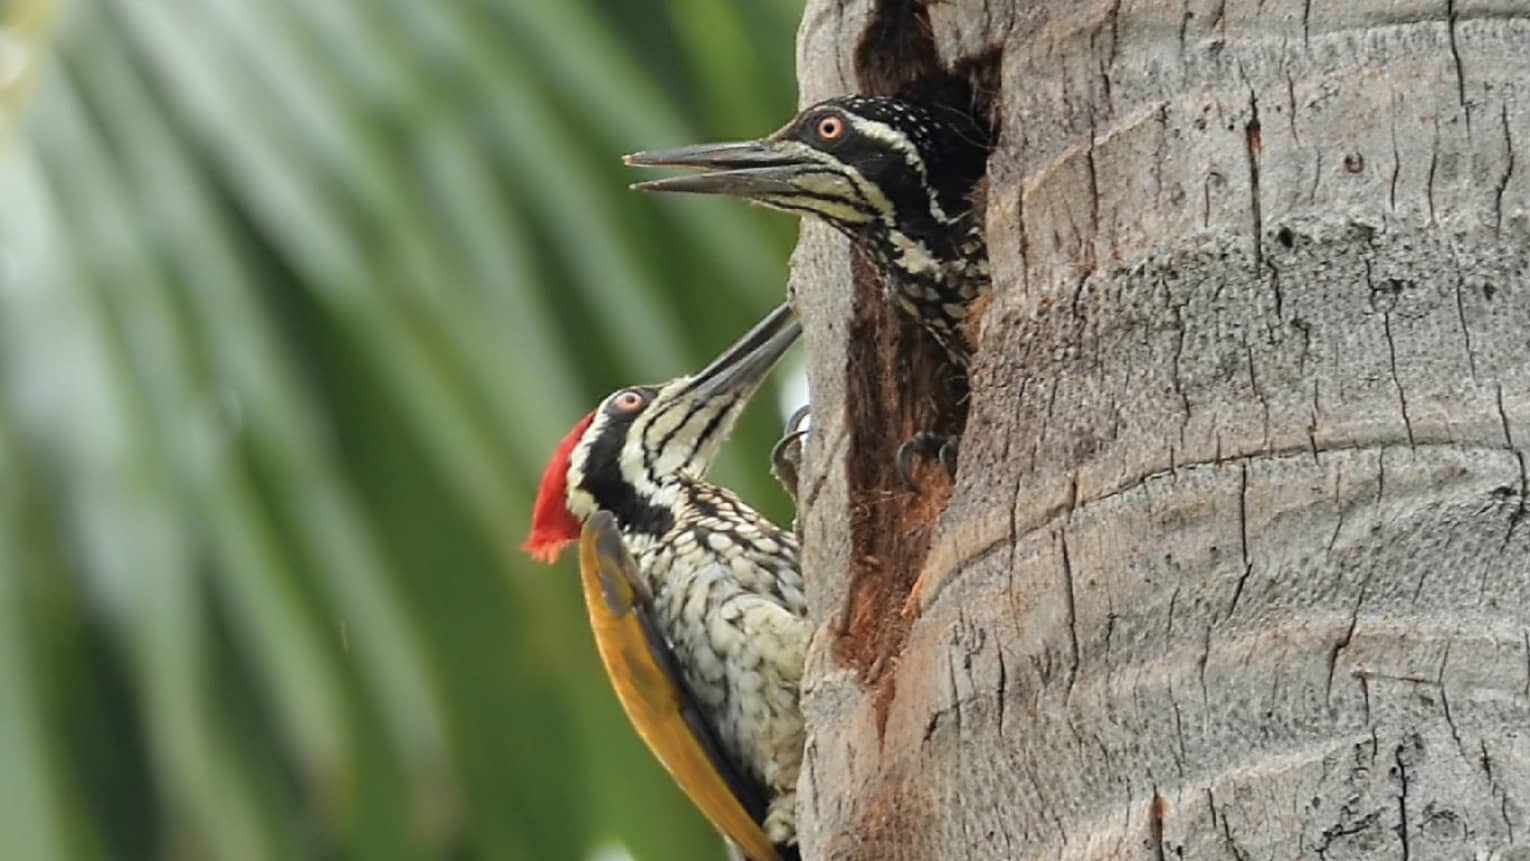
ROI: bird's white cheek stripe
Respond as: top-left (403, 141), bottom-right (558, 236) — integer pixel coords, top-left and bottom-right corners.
top-left (564, 415), bottom-right (608, 515)
top-left (843, 170), bottom-right (893, 220)
top-left (796, 197), bottom-right (878, 224)
top-left (620, 447), bottom-right (660, 499)
top-left (844, 116), bottom-right (954, 224)
top-left (566, 486), bottom-right (596, 519)
top-left (776, 142), bottom-right (888, 216)
top-left (848, 117), bottom-right (924, 172)
top-left (630, 400), bottom-right (732, 489)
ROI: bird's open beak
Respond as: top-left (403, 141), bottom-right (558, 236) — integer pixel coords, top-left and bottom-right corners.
top-left (624, 141), bottom-right (813, 197)
top-left (680, 303), bottom-right (800, 403)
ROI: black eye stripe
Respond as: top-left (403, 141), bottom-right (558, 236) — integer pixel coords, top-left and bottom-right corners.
top-left (760, 189), bottom-right (878, 221)
top-left (678, 399), bottom-right (732, 473)
top-left (645, 396), bottom-right (708, 474)
top-left (578, 416), bottom-right (675, 540)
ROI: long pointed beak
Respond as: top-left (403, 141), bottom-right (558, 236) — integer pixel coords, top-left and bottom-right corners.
top-left (680, 303), bottom-right (800, 402)
top-left (624, 141), bottom-right (813, 197)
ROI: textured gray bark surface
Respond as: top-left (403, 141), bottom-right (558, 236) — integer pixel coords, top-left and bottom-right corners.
top-left (789, 1), bottom-right (1530, 858)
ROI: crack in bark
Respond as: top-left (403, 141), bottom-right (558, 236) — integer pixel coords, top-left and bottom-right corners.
top-left (1503, 794), bottom-right (1517, 844)
top-left (946, 640), bottom-right (964, 736)
top-left (1177, 0), bottom-right (1190, 58)
top-left (1227, 460), bottom-right (1253, 620)
top-left (1494, 383), bottom-right (1528, 546)
top-left (1267, 257), bottom-right (1286, 325)
top-left (1308, 148), bottom-right (1323, 205)
top-left (1495, 101), bottom-right (1514, 235)
top-left (1082, 111), bottom-right (1102, 288)
top-left (1367, 259), bottom-right (1418, 450)
top-left (1197, 621), bottom-right (1213, 727)
top-left (1383, 307), bottom-right (1414, 451)
top-left (1285, 66), bottom-right (1301, 147)
top-left (1426, 117), bottom-right (1440, 224)
top-left (1166, 583), bottom-right (1181, 644)
top-left (1410, 545), bottom-right (1431, 606)
top-left (1243, 84), bottom-right (1263, 268)
top-left (1477, 736), bottom-right (1519, 842)
top-left (1359, 674), bottom-right (1371, 725)
top-left (1306, 378), bottom-right (1322, 465)
top-left (1002, 424), bottom-right (1028, 652)
top-left (1102, 606), bottom-right (1117, 667)
top-left (807, 738), bottom-right (823, 825)
top-left (1325, 560), bottom-right (1373, 703)
top-left (1168, 680), bottom-right (1188, 778)
top-left (1019, 747), bottom-right (1070, 848)
top-left (1523, 630), bottom-right (1529, 701)
top-left (1394, 739), bottom-right (1413, 860)
top-left (1446, 0), bottom-right (1470, 134)
top-left (1376, 446), bottom-right (1388, 505)
top-left (994, 645), bottom-right (1007, 738)
top-left (1168, 294), bottom-right (1192, 444)
top-left (1212, 792), bottom-right (1253, 861)
top-left (1202, 169), bottom-right (1216, 230)
top-left (1316, 810), bottom-right (1382, 857)
top-left (1388, 90), bottom-right (1402, 212)
top-left (1452, 250), bottom-right (1478, 382)
top-left (1095, 0), bottom-right (1122, 116)
top-left (1245, 337), bottom-right (1271, 449)
top-left (1058, 527), bottom-right (1081, 702)
top-left (1437, 640), bottom-right (1470, 765)
top-left (1151, 105), bottom-right (1169, 209)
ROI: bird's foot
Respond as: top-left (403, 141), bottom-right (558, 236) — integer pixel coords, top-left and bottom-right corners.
top-left (770, 405), bottom-right (812, 505)
top-left (895, 432), bottom-right (959, 490)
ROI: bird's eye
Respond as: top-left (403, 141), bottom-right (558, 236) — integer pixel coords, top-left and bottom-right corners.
top-left (814, 114), bottom-right (846, 142)
top-left (611, 389), bottom-right (648, 412)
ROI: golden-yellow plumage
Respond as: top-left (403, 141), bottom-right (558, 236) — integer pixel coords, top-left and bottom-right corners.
top-left (578, 512), bottom-right (783, 861)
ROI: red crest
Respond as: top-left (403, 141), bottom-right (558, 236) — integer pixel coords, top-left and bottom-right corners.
top-left (522, 411), bottom-right (596, 563)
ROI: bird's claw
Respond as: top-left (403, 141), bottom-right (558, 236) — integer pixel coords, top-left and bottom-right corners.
top-left (782, 404), bottom-right (811, 438)
top-left (895, 432), bottom-right (959, 490)
top-left (770, 406), bottom-right (812, 505)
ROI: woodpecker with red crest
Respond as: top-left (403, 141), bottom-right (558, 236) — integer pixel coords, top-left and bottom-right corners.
top-left (625, 96), bottom-right (990, 476)
top-left (524, 304), bottom-right (807, 861)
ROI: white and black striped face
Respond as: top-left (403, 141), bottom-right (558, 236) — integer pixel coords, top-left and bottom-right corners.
top-left (562, 379), bottom-right (749, 538)
top-left (770, 96), bottom-right (986, 233)
top-left (627, 95), bottom-right (988, 245)
top-left (559, 304), bottom-right (801, 542)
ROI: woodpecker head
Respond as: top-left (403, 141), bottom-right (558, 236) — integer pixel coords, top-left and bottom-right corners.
top-left (524, 304), bottom-right (801, 564)
top-left (626, 95), bottom-right (989, 275)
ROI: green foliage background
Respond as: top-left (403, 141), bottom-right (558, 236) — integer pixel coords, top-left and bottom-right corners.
top-left (0, 0), bottom-right (804, 858)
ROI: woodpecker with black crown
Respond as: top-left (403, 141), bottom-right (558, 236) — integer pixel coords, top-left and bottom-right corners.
top-left (626, 96), bottom-right (991, 476)
top-left (524, 304), bottom-right (807, 861)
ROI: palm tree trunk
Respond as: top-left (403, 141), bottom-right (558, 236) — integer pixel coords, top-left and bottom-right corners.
top-left (791, 1), bottom-right (1530, 858)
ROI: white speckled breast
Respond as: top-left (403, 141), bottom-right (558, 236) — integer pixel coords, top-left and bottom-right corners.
top-left (634, 479), bottom-right (808, 834)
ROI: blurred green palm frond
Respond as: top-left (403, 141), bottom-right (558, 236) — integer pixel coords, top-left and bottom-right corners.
top-left (0, 0), bottom-right (803, 858)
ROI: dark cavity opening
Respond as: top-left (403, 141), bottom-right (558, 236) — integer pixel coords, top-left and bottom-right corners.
top-left (834, 0), bottom-right (1003, 731)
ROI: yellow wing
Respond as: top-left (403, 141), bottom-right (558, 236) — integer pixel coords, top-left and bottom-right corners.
top-left (579, 511), bottom-right (785, 861)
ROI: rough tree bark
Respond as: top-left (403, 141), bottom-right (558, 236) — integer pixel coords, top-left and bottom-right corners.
top-left (789, 1), bottom-right (1530, 858)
